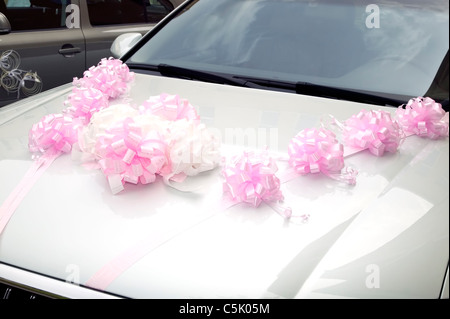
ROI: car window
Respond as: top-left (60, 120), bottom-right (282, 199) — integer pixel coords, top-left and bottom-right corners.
top-left (87, 0), bottom-right (174, 26)
top-left (0, 0), bottom-right (72, 31)
top-left (127, 0), bottom-right (449, 104)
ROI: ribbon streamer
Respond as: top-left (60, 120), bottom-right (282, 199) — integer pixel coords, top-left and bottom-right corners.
top-left (0, 151), bottom-right (60, 236)
top-left (85, 208), bottom-right (217, 291)
top-left (1, 69), bottom-right (43, 99)
top-left (1, 50), bottom-right (43, 99)
top-left (0, 50), bottom-right (21, 71)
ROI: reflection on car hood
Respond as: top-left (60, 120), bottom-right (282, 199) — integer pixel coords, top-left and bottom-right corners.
top-left (0, 74), bottom-right (448, 299)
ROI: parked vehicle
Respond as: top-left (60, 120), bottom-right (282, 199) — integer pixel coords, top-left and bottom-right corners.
top-left (0, 0), bottom-right (448, 300)
top-left (0, 0), bottom-right (184, 107)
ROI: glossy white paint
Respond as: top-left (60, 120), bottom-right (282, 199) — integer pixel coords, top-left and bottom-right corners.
top-left (0, 74), bottom-right (448, 298)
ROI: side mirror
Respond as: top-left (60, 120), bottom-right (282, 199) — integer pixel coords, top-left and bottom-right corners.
top-left (0, 13), bottom-right (11, 35)
top-left (110, 33), bottom-right (143, 58)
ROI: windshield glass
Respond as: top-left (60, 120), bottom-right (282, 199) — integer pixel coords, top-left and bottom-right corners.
top-left (127, 0), bottom-right (449, 102)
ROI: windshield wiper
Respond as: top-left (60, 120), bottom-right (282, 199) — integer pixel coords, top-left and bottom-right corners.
top-left (233, 75), bottom-right (405, 107)
top-left (127, 63), bottom-right (264, 88)
top-left (128, 63), bottom-right (408, 107)
top-left (294, 81), bottom-right (405, 107)
top-left (156, 64), bottom-right (265, 88)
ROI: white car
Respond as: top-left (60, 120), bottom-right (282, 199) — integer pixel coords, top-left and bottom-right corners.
top-left (0, 0), bottom-right (448, 300)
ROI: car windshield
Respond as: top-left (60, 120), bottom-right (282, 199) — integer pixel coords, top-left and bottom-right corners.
top-left (126, 0), bottom-right (449, 105)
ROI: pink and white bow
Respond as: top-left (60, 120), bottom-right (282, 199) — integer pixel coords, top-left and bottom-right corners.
top-left (140, 93), bottom-right (200, 122)
top-left (95, 117), bottom-right (171, 194)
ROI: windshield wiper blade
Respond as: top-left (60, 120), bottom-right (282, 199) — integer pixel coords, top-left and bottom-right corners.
top-left (127, 63), bottom-right (263, 88)
top-left (233, 75), bottom-right (404, 106)
top-left (156, 64), bottom-right (262, 88)
top-left (128, 63), bottom-right (407, 107)
top-left (295, 81), bottom-right (404, 107)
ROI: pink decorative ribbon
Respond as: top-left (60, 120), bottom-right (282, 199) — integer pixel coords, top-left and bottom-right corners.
top-left (0, 151), bottom-right (60, 235)
top-left (64, 87), bottom-right (109, 125)
top-left (222, 150), bottom-right (292, 218)
top-left (77, 100), bottom-right (220, 194)
top-left (95, 118), bottom-right (170, 194)
top-left (73, 58), bottom-right (135, 100)
top-left (28, 113), bottom-right (79, 156)
top-left (396, 97), bottom-right (449, 139)
top-left (339, 109), bottom-right (406, 157)
top-left (1, 58), bottom-right (135, 236)
top-left (85, 208), bottom-right (216, 291)
top-left (288, 127), bottom-right (357, 185)
top-left (1, 112), bottom-right (78, 235)
top-left (140, 93), bottom-right (200, 122)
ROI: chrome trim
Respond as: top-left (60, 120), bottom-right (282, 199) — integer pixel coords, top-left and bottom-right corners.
top-left (0, 263), bottom-right (121, 299)
top-left (441, 264), bottom-right (449, 299)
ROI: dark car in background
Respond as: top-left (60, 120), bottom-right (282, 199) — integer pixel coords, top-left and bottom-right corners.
top-left (0, 0), bottom-right (184, 107)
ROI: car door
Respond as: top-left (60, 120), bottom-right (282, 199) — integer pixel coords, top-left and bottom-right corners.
top-left (80, 0), bottom-right (179, 68)
top-left (0, 0), bottom-right (85, 107)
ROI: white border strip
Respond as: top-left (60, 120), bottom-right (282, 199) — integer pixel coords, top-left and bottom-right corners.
top-left (0, 263), bottom-right (121, 299)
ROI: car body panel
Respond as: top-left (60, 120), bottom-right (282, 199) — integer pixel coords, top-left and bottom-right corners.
top-left (0, 28), bottom-right (85, 102)
top-left (0, 74), bottom-right (448, 298)
top-left (77, 0), bottom-right (184, 68)
top-left (82, 24), bottom-right (150, 68)
top-left (0, 0), bottom-right (85, 106)
top-left (0, 0), bottom-right (183, 107)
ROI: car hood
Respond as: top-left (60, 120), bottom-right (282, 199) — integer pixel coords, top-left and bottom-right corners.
top-left (0, 73), bottom-right (448, 299)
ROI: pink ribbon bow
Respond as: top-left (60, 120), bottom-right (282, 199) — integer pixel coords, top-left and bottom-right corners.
top-left (28, 113), bottom-right (79, 156)
top-left (64, 87), bottom-right (109, 125)
top-left (95, 118), bottom-right (171, 194)
top-left (341, 109), bottom-right (405, 156)
top-left (288, 127), bottom-right (357, 185)
top-left (140, 93), bottom-right (200, 122)
top-left (73, 57), bottom-right (135, 100)
top-left (222, 150), bottom-right (291, 218)
top-left (396, 97), bottom-right (449, 139)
